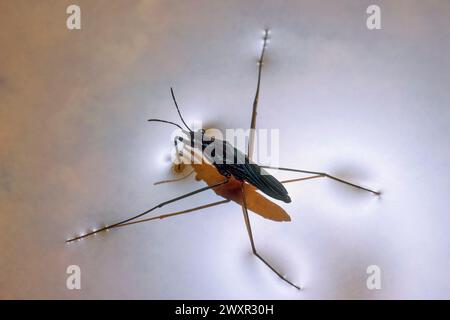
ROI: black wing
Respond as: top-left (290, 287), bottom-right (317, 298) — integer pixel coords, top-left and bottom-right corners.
top-left (225, 163), bottom-right (291, 203)
top-left (204, 138), bottom-right (291, 203)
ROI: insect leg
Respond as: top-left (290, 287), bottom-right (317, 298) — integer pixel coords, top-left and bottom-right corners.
top-left (261, 165), bottom-right (380, 195)
top-left (153, 169), bottom-right (195, 185)
top-left (108, 199), bottom-right (230, 229)
top-left (66, 178), bottom-right (229, 243)
top-left (247, 29), bottom-right (270, 159)
top-left (281, 174), bottom-right (324, 184)
top-left (240, 183), bottom-right (301, 290)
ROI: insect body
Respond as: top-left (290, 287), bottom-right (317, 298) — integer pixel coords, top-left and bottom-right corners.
top-left (191, 162), bottom-right (291, 222)
top-left (173, 130), bottom-right (292, 203)
top-left (67, 29), bottom-right (380, 290)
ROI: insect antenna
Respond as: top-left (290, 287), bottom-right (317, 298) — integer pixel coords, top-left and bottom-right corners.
top-left (147, 118), bottom-right (184, 131)
top-left (170, 87), bottom-right (193, 132)
top-left (148, 88), bottom-right (193, 133)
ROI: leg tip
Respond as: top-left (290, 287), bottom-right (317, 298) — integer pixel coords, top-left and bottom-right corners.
top-left (373, 190), bottom-right (382, 197)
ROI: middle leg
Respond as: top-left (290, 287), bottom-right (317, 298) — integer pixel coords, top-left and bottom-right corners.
top-left (261, 165), bottom-right (380, 195)
top-left (109, 199), bottom-right (230, 230)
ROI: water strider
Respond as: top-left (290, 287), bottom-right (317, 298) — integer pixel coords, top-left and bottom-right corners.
top-left (67, 30), bottom-right (380, 290)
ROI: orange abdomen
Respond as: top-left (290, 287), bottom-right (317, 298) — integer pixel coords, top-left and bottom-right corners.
top-left (191, 163), bottom-right (291, 222)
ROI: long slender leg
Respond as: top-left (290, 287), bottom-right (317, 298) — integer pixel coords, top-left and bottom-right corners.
top-left (261, 165), bottom-right (380, 195)
top-left (66, 179), bottom-right (229, 243)
top-left (240, 183), bottom-right (301, 290)
top-left (247, 29), bottom-right (269, 160)
top-left (281, 174), bottom-right (323, 184)
top-left (109, 200), bottom-right (230, 229)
